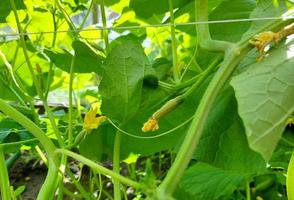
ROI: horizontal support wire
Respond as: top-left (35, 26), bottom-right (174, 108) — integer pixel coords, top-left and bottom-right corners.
top-left (0, 16), bottom-right (294, 37)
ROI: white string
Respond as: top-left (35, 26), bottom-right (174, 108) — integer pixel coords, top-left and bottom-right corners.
top-left (0, 16), bottom-right (293, 37)
top-left (107, 117), bottom-right (193, 139)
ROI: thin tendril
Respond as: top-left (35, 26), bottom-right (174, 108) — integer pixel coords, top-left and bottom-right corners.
top-left (107, 117), bottom-right (193, 139)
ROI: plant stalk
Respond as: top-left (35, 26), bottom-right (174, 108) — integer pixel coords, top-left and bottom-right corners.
top-left (168, 0), bottom-right (179, 82)
top-left (113, 131), bottom-right (122, 200)
top-left (68, 56), bottom-right (75, 146)
top-left (0, 147), bottom-right (11, 200)
top-left (0, 99), bottom-right (59, 200)
top-left (54, 149), bottom-right (141, 189)
top-left (287, 150), bottom-right (294, 200)
top-left (100, 0), bottom-right (110, 54)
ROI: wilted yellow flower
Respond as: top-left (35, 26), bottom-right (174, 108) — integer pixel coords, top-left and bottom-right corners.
top-left (142, 117), bottom-right (159, 132)
top-left (84, 107), bottom-right (107, 132)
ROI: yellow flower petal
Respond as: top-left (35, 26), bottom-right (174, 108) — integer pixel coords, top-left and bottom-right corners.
top-left (142, 117), bottom-right (159, 132)
top-left (84, 107), bottom-right (107, 132)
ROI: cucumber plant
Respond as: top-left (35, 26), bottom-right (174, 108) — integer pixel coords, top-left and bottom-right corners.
top-left (0, 0), bottom-right (293, 199)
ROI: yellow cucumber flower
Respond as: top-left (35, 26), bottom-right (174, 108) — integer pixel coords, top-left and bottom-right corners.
top-left (84, 107), bottom-right (107, 132)
top-left (142, 117), bottom-right (159, 132)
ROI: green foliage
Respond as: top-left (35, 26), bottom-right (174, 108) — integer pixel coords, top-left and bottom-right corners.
top-left (231, 39), bottom-right (294, 161)
top-left (175, 162), bottom-right (244, 200)
top-left (45, 40), bottom-right (105, 74)
top-left (0, 0), bottom-right (25, 22)
top-left (100, 39), bottom-right (156, 123)
top-left (0, 0), bottom-right (293, 199)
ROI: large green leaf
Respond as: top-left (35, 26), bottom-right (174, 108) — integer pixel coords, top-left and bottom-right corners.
top-left (44, 40), bottom-right (105, 74)
top-left (195, 87), bottom-right (266, 175)
top-left (230, 39), bottom-right (294, 160)
top-left (0, 0), bottom-right (25, 22)
top-left (175, 163), bottom-right (244, 200)
top-left (99, 40), bottom-right (155, 123)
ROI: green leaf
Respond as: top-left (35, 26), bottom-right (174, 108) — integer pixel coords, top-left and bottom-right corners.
top-left (209, 0), bottom-right (256, 42)
top-left (230, 39), bottom-right (294, 160)
top-left (100, 40), bottom-right (155, 123)
top-left (175, 162), bottom-right (244, 200)
top-left (0, 118), bottom-right (36, 153)
top-left (195, 86), bottom-right (266, 175)
top-left (79, 123), bottom-right (116, 161)
top-left (79, 129), bottom-right (104, 162)
top-left (0, 0), bottom-right (25, 23)
top-left (44, 40), bottom-right (105, 74)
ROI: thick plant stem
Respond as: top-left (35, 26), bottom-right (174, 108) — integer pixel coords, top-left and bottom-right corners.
top-left (157, 0), bottom-right (243, 196)
top-left (0, 147), bottom-right (11, 200)
top-left (100, 0), bottom-right (110, 54)
top-left (168, 0), bottom-right (179, 82)
top-left (287, 151), bottom-right (294, 200)
top-left (54, 149), bottom-right (141, 189)
top-left (157, 0), bottom-right (293, 196)
top-left (113, 131), bottom-right (122, 200)
top-left (0, 100), bottom-right (59, 200)
top-left (195, 0), bottom-right (233, 51)
top-left (158, 48), bottom-right (245, 195)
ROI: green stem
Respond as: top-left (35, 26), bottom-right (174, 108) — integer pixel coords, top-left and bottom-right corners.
top-left (0, 147), bottom-right (11, 200)
top-left (113, 131), bottom-right (122, 200)
top-left (157, 0), bottom-right (243, 195)
top-left (72, 130), bottom-right (87, 147)
top-left (45, 7), bottom-right (58, 99)
top-left (10, 0), bottom-right (63, 146)
top-left (158, 47), bottom-right (246, 195)
top-left (9, 0), bottom-right (43, 99)
top-left (246, 179), bottom-right (251, 200)
top-left (0, 100), bottom-right (55, 154)
top-left (5, 151), bottom-right (21, 169)
top-left (157, 0), bottom-right (292, 196)
top-left (68, 56), bottom-right (75, 146)
top-left (92, 1), bottom-right (98, 24)
top-left (195, 0), bottom-right (233, 52)
top-left (65, 166), bottom-right (92, 199)
top-left (100, 0), bottom-right (110, 54)
top-left (168, 0), bottom-right (179, 82)
top-left (43, 100), bottom-right (64, 146)
top-left (0, 99), bottom-right (59, 200)
top-left (176, 54), bottom-right (222, 90)
top-left (56, 0), bottom-right (78, 38)
top-left (54, 149), bottom-right (141, 189)
top-left (79, 0), bottom-right (95, 30)
top-left (287, 150), bottom-right (294, 200)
